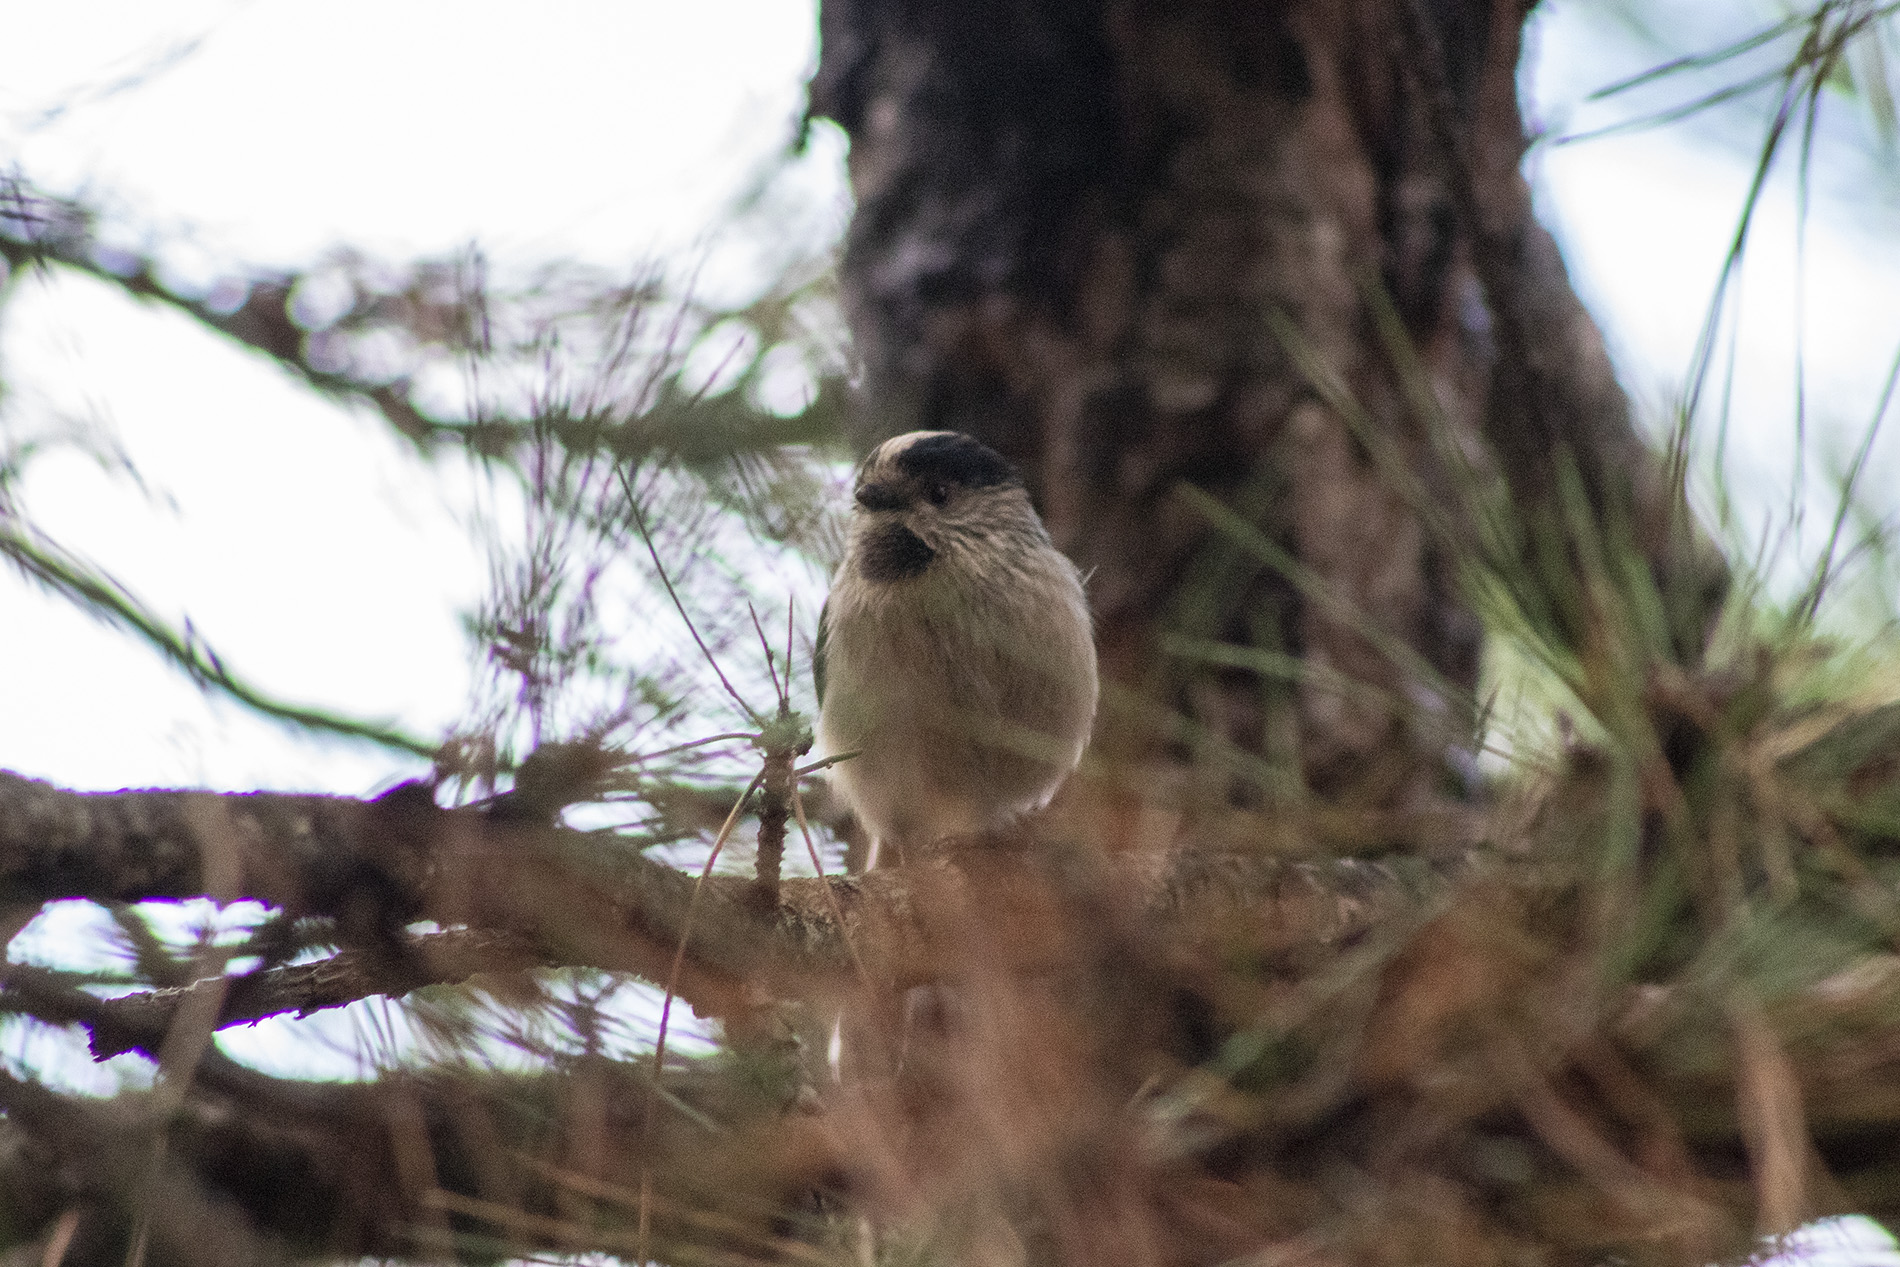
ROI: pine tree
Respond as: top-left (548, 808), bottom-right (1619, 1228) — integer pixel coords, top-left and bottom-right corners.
top-left (2, 5), bottom-right (1899, 1265)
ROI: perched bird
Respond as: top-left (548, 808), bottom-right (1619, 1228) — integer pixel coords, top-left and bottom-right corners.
top-left (816, 430), bottom-right (1098, 866)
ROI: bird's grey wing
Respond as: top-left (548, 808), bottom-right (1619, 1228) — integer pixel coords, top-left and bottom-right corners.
top-left (813, 595), bottom-right (829, 708)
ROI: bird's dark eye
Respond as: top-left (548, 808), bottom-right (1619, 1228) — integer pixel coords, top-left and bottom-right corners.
top-left (926, 483), bottom-right (951, 507)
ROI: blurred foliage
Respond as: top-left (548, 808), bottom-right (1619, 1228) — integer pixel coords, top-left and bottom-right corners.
top-left (0, 160), bottom-right (855, 790)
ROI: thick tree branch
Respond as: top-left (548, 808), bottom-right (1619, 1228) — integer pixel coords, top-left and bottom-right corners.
top-left (1, 186), bottom-right (445, 445)
top-left (0, 928), bottom-right (547, 1061)
top-left (0, 181), bottom-right (840, 464)
top-left (0, 771), bottom-right (858, 1021)
top-left (0, 770), bottom-right (1432, 1050)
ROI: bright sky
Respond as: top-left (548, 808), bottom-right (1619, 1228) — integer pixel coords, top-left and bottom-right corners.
top-left (2, 22), bottom-right (1900, 1252)
top-left (0, 0), bottom-right (843, 797)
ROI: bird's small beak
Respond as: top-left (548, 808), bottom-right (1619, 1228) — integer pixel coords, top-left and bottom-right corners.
top-left (855, 481), bottom-right (907, 513)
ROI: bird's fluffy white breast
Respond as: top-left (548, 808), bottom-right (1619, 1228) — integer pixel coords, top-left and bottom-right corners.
top-left (818, 534), bottom-right (1096, 844)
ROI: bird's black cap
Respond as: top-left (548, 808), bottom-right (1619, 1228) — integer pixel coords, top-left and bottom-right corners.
top-left (893, 432), bottom-right (1020, 491)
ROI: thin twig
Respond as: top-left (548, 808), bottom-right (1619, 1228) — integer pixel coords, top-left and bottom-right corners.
top-left (635, 732), bottom-right (759, 764)
top-left (1585, 12), bottom-right (1810, 101)
top-left (785, 595), bottom-right (797, 704)
top-left (1797, 335), bottom-right (1900, 621)
top-left (795, 752), bottom-right (858, 776)
top-left (617, 464), bottom-right (760, 725)
top-left (748, 602), bottom-right (784, 706)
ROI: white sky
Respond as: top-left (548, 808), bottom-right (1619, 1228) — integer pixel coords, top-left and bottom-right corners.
top-left (0, 0), bottom-right (840, 796)
top-left (2, 20), bottom-right (1900, 1249)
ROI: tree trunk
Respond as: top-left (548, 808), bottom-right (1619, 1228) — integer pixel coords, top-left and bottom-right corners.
top-left (811, 0), bottom-right (1707, 817)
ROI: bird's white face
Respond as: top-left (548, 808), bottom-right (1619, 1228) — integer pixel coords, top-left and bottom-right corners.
top-left (847, 430), bottom-right (1043, 584)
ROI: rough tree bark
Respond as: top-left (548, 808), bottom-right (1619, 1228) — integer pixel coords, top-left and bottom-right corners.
top-left (810, 0), bottom-right (1716, 816)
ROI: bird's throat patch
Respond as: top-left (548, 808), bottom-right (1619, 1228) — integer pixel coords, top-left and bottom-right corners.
top-left (860, 523), bottom-right (936, 582)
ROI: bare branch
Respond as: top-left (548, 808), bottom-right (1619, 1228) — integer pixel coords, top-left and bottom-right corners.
top-left (0, 928), bottom-right (545, 1061)
top-left (0, 771), bottom-right (856, 1020)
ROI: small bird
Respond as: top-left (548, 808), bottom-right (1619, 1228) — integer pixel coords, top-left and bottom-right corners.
top-left (816, 431), bottom-right (1098, 866)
